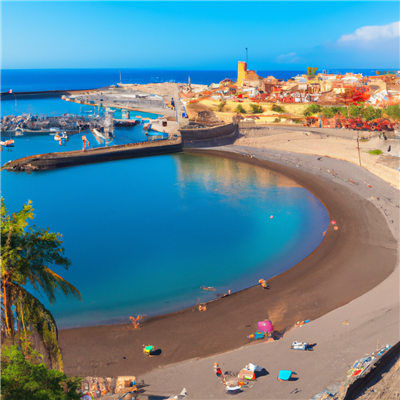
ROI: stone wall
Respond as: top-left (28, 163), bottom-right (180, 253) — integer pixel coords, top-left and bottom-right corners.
top-left (180, 123), bottom-right (238, 148)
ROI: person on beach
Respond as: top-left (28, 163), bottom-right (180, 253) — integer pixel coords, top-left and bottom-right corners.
top-left (214, 363), bottom-right (222, 377)
top-left (82, 135), bottom-right (90, 151)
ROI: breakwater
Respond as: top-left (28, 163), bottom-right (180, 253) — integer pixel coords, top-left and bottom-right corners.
top-left (2, 138), bottom-right (182, 171)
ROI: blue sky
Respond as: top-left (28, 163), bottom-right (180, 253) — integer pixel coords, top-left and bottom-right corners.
top-left (1, 1), bottom-right (399, 70)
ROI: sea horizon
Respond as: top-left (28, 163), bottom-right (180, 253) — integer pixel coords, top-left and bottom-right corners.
top-left (1, 67), bottom-right (387, 93)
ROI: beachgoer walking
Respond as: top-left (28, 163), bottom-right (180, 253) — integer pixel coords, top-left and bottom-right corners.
top-left (82, 135), bottom-right (90, 151)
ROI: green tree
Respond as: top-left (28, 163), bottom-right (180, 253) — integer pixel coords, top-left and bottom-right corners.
top-left (384, 104), bottom-right (400, 121)
top-left (1, 199), bottom-right (81, 371)
top-left (322, 107), bottom-right (335, 118)
top-left (303, 104), bottom-right (322, 116)
top-left (331, 106), bottom-right (348, 117)
top-left (1, 343), bottom-right (82, 400)
top-left (349, 104), bottom-right (363, 118)
top-left (235, 104), bottom-right (246, 114)
top-left (361, 106), bottom-right (382, 121)
top-left (249, 103), bottom-right (264, 114)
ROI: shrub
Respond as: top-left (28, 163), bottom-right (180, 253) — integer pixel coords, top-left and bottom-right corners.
top-left (1, 344), bottom-right (82, 400)
top-left (322, 107), bottom-right (335, 118)
top-left (361, 106), bottom-right (382, 121)
top-left (216, 100), bottom-right (227, 112)
top-left (249, 103), bottom-right (264, 114)
top-left (274, 118), bottom-right (281, 123)
top-left (349, 104), bottom-right (363, 118)
top-left (303, 104), bottom-right (322, 116)
top-left (360, 138), bottom-right (369, 142)
top-left (331, 106), bottom-right (348, 117)
top-left (272, 104), bottom-right (285, 113)
top-left (384, 104), bottom-right (400, 121)
top-left (368, 149), bottom-right (383, 155)
top-left (235, 104), bottom-right (246, 114)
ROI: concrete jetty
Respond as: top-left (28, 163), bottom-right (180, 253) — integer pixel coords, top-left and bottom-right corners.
top-left (2, 138), bottom-right (183, 172)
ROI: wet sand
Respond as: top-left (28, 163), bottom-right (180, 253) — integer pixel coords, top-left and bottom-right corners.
top-left (58, 148), bottom-right (397, 381)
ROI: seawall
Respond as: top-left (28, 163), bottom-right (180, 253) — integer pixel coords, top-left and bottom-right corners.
top-left (180, 123), bottom-right (238, 148)
top-left (2, 139), bottom-right (183, 171)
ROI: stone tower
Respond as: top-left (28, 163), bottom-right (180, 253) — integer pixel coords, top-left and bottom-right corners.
top-left (237, 61), bottom-right (247, 87)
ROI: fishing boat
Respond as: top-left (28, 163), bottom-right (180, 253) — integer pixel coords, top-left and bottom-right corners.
top-left (0, 139), bottom-right (15, 147)
top-left (143, 122), bottom-right (152, 131)
top-left (54, 132), bottom-right (67, 141)
top-left (114, 119), bottom-right (140, 127)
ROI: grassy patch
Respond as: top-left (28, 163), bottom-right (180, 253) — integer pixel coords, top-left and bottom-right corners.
top-left (250, 103), bottom-right (263, 114)
top-left (360, 138), bottom-right (369, 142)
top-left (235, 104), bottom-right (246, 114)
top-left (272, 104), bottom-right (285, 113)
top-left (368, 149), bottom-right (383, 155)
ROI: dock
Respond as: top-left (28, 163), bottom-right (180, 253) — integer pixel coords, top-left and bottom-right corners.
top-left (2, 138), bottom-right (183, 172)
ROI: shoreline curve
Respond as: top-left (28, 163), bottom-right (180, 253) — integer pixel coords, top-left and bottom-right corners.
top-left (58, 148), bottom-right (397, 378)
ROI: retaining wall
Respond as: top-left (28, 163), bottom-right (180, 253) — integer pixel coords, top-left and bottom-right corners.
top-left (180, 123), bottom-right (238, 148)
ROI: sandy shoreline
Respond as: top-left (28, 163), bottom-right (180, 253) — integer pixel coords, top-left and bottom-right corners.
top-left (58, 147), bottom-right (398, 387)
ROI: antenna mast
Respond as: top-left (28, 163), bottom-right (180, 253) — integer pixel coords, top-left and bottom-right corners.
top-left (246, 48), bottom-right (248, 64)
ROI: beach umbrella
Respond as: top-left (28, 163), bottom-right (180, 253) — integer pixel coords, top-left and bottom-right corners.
top-left (257, 320), bottom-right (273, 333)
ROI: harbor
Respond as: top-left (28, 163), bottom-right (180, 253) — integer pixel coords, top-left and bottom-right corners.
top-left (1, 2), bottom-right (400, 398)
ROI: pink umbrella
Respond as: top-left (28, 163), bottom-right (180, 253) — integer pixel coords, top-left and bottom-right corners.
top-left (257, 320), bottom-right (273, 333)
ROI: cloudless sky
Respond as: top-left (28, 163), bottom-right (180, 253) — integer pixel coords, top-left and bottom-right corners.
top-left (1, 1), bottom-right (399, 69)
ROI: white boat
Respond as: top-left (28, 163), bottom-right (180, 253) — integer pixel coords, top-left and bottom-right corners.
top-left (0, 139), bottom-right (15, 147)
top-left (143, 122), bottom-right (152, 131)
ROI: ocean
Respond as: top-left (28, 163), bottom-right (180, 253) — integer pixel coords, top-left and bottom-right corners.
top-left (1, 68), bottom-right (381, 93)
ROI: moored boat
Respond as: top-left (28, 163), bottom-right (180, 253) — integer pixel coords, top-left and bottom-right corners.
top-left (0, 139), bottom-right (15, 147)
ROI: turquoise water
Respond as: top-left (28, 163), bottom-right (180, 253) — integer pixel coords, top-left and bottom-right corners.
top-left (1, 96), bottom-right (159, 119)
top-left (1, 95), bottom-right (329, 329)
top-left (1, 149), bottom-right (329, 328)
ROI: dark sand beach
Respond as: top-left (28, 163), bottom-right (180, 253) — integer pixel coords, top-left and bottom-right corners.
top-left (58, 148), bottom-right (398, 380)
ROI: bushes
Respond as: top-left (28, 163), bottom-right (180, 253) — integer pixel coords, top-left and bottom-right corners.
top-left (361, 106), bottom-right (382, 121)
top-left (216, 100), bottom-right (227, 112)
top-left (330, 106), bottom-right (348, 117)
top-left (272, 104), bottom-right (285, 113)
top-left (303, 104), bottom-right (322, 116)
top-left (235, 104), bottom-right (246, 114)
top-left (349, 104), bottom-right (362, 118)
top-left (249, 103), bottom-right (264, 114)
top-left (321, 107), bottom-right (335, 118)
top-left (1, 344), bottom-right (82, 400)
top-left (384, 104), bottom-right (400, 121)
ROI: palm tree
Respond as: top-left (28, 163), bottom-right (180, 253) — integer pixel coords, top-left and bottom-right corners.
top-left (1, 198), bottom-right (81, 371)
